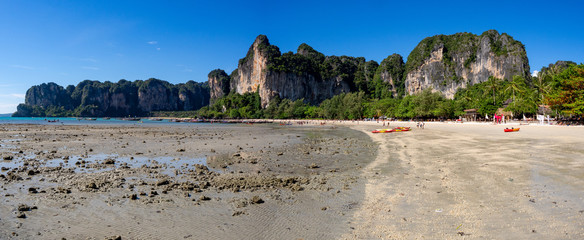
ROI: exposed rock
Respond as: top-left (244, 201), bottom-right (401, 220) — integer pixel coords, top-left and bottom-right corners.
top-left (210, 35), bottom-right (367, 107)
top-left (308, 163), bottom-right (319, 169)
top-left (208, 69), bottom-right (232, 103)
top-left (404, 30), bottom-right (530, 98)
top-left (130, 194), bottom-right (138, 200)
top-left (103, 158), bottom-right (116, 164)
top-left (156, 179), bottom-right (170, 186)
top-left (15, 79), bottom-right (209, 117)
top-left (374, 54), bottom-right (406, 97)
top-left (232, 211), bottom-right (246, 216)
top-left (27, 169), bottom-right (39, 176)
top-left (18, 204), bottom-right (32, 212)
top-left (86, 182), bottom-right (98, 189)
top-left (251, 196), bottom-right (264, 204)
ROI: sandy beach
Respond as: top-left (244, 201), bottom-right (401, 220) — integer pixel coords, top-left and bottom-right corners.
top-left (1, 121), bottom-right (583, 239)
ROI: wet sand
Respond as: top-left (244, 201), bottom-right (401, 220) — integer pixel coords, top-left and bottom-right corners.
top-left (1, 121), bottom-right (583, 239)
top-left (0, 123), bottom-right (376, 239)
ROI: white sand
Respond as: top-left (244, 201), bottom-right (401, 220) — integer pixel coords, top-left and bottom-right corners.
top-left (335, 120), bottom-right (584, 239)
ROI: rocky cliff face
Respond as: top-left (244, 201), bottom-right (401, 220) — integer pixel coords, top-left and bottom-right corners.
top-left (177, 81), bottom-right (210, 111)
top-left (374, 54), bottom-right (405, 97)
top-left (404, 30), bottom-right (530, 98)
top-left (210, 35), bottom-right (374, 107)
top-left (138, 79), bottom-right (178, 112)
top-left (25, 83), bottom-right (73, 109)
top-left (208, 69), bottom-right (231, 102)
top-left (15, 79), bottom-right (209, 117)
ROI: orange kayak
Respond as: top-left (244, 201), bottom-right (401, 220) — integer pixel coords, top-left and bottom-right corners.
top-left (504, 128), bottom-right (520, 132)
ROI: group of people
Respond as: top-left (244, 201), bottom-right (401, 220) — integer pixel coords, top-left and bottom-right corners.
top-left (416, 122), bottom-right (425, 129)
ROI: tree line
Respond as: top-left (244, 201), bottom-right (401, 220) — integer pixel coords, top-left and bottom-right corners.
top-left (196, 62), bottom-right (584, 121)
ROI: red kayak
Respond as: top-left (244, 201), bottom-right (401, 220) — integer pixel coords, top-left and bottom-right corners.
top-left (504, 128), bottom-right (520, 132)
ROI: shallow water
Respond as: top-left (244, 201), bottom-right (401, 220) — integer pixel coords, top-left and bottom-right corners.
top-left (0, 117), bottom-right (215, 126)
top-left (0, 152), bottom-right (217, 176)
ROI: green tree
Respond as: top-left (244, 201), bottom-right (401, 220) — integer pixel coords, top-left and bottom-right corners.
top-left (485, 76), bottom-right (501, 105)
top-left (546, 64), bottom-right (584, 116)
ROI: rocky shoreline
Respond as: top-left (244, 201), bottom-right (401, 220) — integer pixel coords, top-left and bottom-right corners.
top-left (0, 123), bottom-right (376, 239)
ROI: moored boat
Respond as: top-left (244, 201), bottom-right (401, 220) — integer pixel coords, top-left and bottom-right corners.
top-left (122, 117), bottom-right (141, 121)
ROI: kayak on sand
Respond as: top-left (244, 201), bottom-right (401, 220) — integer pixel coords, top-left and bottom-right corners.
top-left (372, 127), bottom-right (411, 133)
top-left (504, 128), bottom-right (520, 132)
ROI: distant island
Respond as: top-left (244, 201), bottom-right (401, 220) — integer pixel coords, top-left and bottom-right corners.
top-left (14, 30), bottom-right (584, 122)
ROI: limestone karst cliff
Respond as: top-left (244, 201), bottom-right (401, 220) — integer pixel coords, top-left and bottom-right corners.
top-left (210, 30), bottom-right (528, 106)
top-left (374, 54), bottom-right (406, 97)
top-left (208, 69), bottom-right (232, 103)
top-left (14, 79), bottom-right (209, 117)
top-left (17, 30), bottom-right (533, 117)
top-left (404, 30), bottom-right (530, 99)
top-left (210, 35), bottom-right (387, 107)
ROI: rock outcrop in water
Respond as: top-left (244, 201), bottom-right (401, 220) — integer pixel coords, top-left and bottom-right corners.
top-left (14, 79), bottom-right (209, 117)
top-left (404, 30), bottom-right (530, 98)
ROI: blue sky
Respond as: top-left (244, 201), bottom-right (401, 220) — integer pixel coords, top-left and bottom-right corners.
top-left (1, 0), bottom-right (583, 113)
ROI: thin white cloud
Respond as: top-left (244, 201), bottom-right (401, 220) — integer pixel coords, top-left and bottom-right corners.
top-left (156, 48), bottom-right (161, 51)
top-left (9, 65), bottom-right (34, 70)
top-left (183, 69), bottom-right (193, 72)
top-left (82, 66), bottom-right (99, 70)
top-left (147, 41), bottom-right (158, 45)
top-left (0, 94), bottom-right (25, 99)
top-left (531, 70), bottom-right (539, 77)
top-left (0, 93), bottom-right (25, 100)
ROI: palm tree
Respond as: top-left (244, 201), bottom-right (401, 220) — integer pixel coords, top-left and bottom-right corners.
top-left (485, 76), bottom-right (500, 105)
top-left (505, 76), bottom-right (525, 104)
top-left (533, 74), bottom-right (552, 103)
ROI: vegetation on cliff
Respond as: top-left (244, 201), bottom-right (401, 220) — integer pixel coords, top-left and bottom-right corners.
top-left (16, 32), bottom-right (582, 121)
top-left (405, 30), bottom-right (529, 93)
top-left (13, 79), bottom-right (209, 117)
top-left (197, 62), bottom-right (583, 120)
top-left (406, 32), bottom-right (479, 74)
top-left (266, 42), bottom-right (381, 94)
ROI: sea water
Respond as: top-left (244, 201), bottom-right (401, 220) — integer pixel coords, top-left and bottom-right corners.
top-left (0, 117), bottom-right (215, 126)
